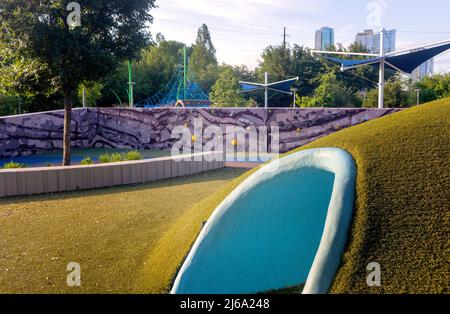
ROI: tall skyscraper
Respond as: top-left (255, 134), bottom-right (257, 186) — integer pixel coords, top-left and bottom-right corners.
top-left (315, 27), bottom-right (334, 50)
top-left (354, 29), bottom-right (396, 54)
top-left (373, 29), bottom-right (396, 54)
top-left (315, 30), bottom-right (322, 50)
top-left (355, 29), bottom-right (374, 52)
top-left (412, 58), bottom-right (434, 81)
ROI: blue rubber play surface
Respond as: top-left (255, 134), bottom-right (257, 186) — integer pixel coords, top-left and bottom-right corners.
top-left (0, 153), bottom-right (93, 168)
top-left (172, 148), bottom-right (356, 294)
top-left (175, 168), bottom-right (333, 293)
top-left (0, 149), bottom-right (274, 168)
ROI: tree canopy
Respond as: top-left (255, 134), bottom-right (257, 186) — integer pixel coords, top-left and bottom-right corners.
top-left (0, 0), bottom-right (156, 164)
top-left (188, 24), bottom-right (218, 93)
top-left (210, 66), bottom-right (248, 107)
top-left (1, 17), bottom-right (448, 117)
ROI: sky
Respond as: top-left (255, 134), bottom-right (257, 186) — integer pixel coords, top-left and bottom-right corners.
top-left (150, 0), bottom-right (450, 73)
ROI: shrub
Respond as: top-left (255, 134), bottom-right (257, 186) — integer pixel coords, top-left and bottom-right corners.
top-left (3, 161), bottom-right (26, 169)
top-left (80, 157), bottom-right (94, 165)
top-left (99, 153), bottom-right (111, 163)
top-left (98, 151), bottom-right (143, 164)
top-left (110, 153), bottom-right (124, 162)
top-left (124, 150), bottom-right (143, 161)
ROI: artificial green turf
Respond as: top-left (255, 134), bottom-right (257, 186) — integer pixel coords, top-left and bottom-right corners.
top-left (0, 168), bottom-right (246, 293)
top-left (143, 98), bottom-right (449, 294)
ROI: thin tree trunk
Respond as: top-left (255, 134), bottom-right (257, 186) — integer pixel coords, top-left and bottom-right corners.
top-left (63, 88), bottom-right (72, 166)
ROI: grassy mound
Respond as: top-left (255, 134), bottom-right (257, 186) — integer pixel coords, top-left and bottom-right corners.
top-left (141, 98), bottom-right (449, 294)
top-left (0, 168), bottom-right (245, 293)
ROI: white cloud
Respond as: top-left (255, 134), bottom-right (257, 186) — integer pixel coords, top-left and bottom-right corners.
top-left (152, 0), bottom-right (334, 66)
top-left (150, 0), bottom-right (450, 73)
top-left (156, 0), bottom-right (331, 28)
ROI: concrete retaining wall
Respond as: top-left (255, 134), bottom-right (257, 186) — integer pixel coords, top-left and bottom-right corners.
top-left (0, 152), bottom-right (224, 198)
top-left (0, 107), bottom-right (401, 158)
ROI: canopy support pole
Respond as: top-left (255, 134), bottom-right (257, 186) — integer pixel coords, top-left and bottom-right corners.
top-left (183, 46), bottom-right (187, 100)
top-left (264, 72), bottom-right (269, 109)
top-left (378, 28), bottom-right (386, 109)
top-left (128, 60), bottom-right (135, 108)
top-left (240, 74), bottom-right (298, 108)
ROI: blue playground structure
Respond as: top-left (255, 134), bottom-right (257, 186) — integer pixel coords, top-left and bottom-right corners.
top-left (135, 47), bottom-right (210, 108)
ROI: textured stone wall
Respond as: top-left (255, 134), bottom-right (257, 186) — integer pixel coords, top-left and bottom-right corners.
top-left (0, 107), bottom-right (401, 158)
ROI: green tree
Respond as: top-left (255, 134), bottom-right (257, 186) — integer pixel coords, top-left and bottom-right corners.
top-left (210, 66), bottom-right (247, 107)
top-left (188, 24), bottom-right (218, 93)
top-left (363, 76), bottom-right (413, 108)
top-left (0, 38), bottom-right (60, 113)
top-left (298, 72), bottom-right (358, 108)
top-left (77, 81), bottom-right (104, 107)
top-left (258, 45), bottom-right (293, 107)
top-left (0, 94), bottom-right (19, 116)
top-left (258, 44), bottom-right (327, 107)
top-left (416, 73), bottom-right (450, 103)
top-left (384, 77), bottom-right (413, 108)
top-left (0, 0), bottom-right (155, 165)
top-left (99, 39), bottom-right (186, 106)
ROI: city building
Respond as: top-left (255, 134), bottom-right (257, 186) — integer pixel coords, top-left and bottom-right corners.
top-left (355, 29), bottom-right (396, 54)
top-left (315, 30), bottom-right (322, 50)
top-left (373, 29), bottom-right (396, 54)
top-left (315, 27), bottom-right (334, 50)
top-left (412, 58), bottom-right (434, 81)
top-left (355, 29), bottom-right (374, 52)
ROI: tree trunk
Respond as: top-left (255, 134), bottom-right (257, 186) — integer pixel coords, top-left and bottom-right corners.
top-left (63, 88), bottom-right (72, 166)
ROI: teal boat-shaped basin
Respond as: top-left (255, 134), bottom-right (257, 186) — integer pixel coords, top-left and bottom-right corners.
top-left (171, 148), bottom-right (356, 294)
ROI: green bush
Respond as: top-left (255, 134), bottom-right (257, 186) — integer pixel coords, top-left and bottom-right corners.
top-left (99, 153), bottom-right (112, 163)
top-left (3, 161), bottom-right (26, 169)
top-left (0, 95), bottom-right (19, 116)
top-left (110, 153), bottom-right (124, 162)
top-left (124, 150), bottom-right (143, 161)
top-left (80, 157), bottom-right (94, 165)
top-left (98, 151), bottom-right (143, 164)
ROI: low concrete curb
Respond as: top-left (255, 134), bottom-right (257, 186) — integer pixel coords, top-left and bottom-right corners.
top-left (0, 152), bottom-right (224, 198)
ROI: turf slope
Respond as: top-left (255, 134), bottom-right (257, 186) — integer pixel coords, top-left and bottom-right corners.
top-left (138, 98), bottom-right (449, 294)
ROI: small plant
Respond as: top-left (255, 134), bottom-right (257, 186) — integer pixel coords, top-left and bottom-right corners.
top-left (80, 157), bottom-right (94, 165)
top-left (97, 151), bottom-right (143, 164)
top-left (99, 153), bottom-right (111, 163)
top-left (110, 153), bottom-right (124, 162)
top-left (124, 150), bottom-right (143, 161)
top-left (3, 161), bottom-right (26, 169)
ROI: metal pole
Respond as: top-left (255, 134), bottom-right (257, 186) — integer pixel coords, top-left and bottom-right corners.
top-left (18, 96), bottom-right (22, 114)
top-left (82, 87), bottom-right (87, 108)
top-left (128, 60), bottom-right (134, 107)
top-left (264, 72), bottom-right (268, 109)
top-left (416, 89), bottom-right (421, 106)
top-left (183, 46), bottom-right (187, 100)
top-left (378, 28), bottom-right (385, 109)
top-left (291, 88), bottom-right (298, 108)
